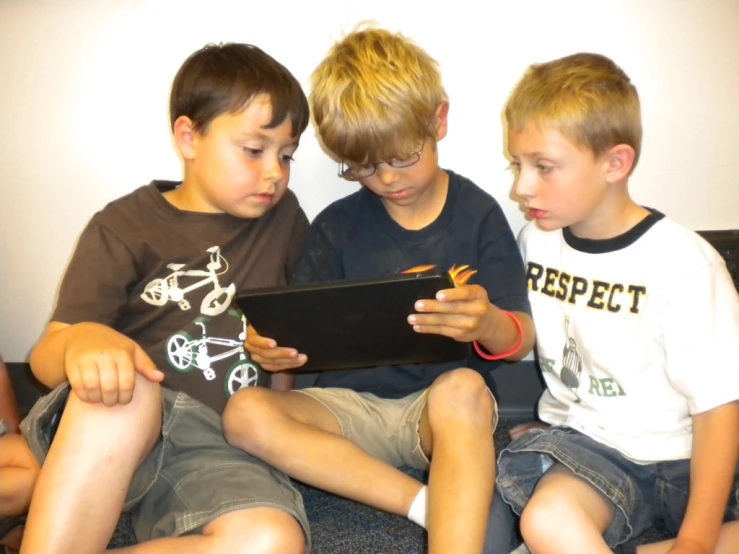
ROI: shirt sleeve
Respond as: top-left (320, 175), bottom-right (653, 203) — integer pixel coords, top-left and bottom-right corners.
top-left (51, 218), bottom-right (138, 326)
top-left (663, 259), bottom-right (739, 414)
top-left (288, 209), bottom-right (345, 285)
top-left (477, 206), bottom-right (532, 315)
top-left (284, 206), bottom-right (310, 281)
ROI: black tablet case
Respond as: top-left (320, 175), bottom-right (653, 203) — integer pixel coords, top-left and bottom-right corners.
top-left (235, 271), bottom-right (470, 371)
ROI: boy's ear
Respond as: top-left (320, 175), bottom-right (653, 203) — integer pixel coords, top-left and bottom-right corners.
top-left (433, 102), bottom-right (449, 141)
top-left (173, 116), bottom-right (197, 161)
top-left (604, 144), bottom-right (636, 183)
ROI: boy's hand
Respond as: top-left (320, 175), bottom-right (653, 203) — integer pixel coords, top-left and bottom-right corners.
top-left (64, 323), bottom-right (164, 406)
top-left (245, 325), bottom-right (307, 372)
top-left (509, 421), bottom-right (550, 441)
top-left (408, 284), bottom-right (495, 343)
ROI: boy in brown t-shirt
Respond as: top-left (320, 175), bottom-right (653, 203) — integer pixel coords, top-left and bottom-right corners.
top-left (19, 43), bottom-right (312, 554)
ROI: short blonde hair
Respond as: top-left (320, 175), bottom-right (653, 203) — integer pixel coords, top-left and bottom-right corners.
top-left (506, 53), bottom-right (642, 169)
top-left (310, 26), bottom-right (448, 163)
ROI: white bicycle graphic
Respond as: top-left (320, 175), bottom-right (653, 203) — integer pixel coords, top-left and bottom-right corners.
top-left (166, 317), bottom-right (259, 395)
top-left (141, 246), bottom-right (235, 316)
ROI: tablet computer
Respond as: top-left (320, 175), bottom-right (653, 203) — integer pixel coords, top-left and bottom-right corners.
top-left (234, 271), bottom-right (470, 372)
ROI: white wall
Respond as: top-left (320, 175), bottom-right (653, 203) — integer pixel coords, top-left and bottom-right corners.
top-left (1, 0), bottom-right (738, 361)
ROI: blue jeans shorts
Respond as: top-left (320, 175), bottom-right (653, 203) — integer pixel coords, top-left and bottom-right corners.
top-left (21, 383), bottom-right (310, 548)
top-left (496, 426), bottom-right (739, 547)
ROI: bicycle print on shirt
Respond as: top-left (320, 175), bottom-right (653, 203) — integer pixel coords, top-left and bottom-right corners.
top-left (140, 245), bottom-right (236, 316)
top-left (142, 246), bottom-right (263, 398)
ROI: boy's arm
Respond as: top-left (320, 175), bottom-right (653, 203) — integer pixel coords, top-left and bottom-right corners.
top-left (661, 255), bottom-right (739, 553)
top-left (30, 218), bottom-right (163, 401)
top-left (246, 208), bottom-right (343, 373)
top-left (476, 306), bottom-right (535, 362)
top-left (412, 205), bottom-right (535, 359)
top-left (30, 321), bottom-right (163, 404)
top-left (671, 401), bottom-right (739, 554)
top-left (414, 285), bottom-right (535, 360)
top-left (477, 206), bottom-right (534, 360)
top-left (249, 205), bottom-right (310, 386)
top-left (270, 204), bottom-right (307, 390)
top-left (27, 321), bottom-right (72, 389)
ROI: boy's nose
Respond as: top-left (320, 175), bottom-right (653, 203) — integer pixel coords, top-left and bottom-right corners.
top-left (264, 157), bottom-right (285, 183)
top-left (377, 165), bottom-right (400, 186)
top-left (513, 170), bottom-right (537, 199)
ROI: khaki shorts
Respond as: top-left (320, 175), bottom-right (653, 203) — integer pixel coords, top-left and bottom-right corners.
top-left (21, 383), bottom-right (310, 548)
top-left (295, 387), bottom-right (498, 470)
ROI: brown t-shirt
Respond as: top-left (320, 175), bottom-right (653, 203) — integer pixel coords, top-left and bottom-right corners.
top-left (53, 181), bottom-right (309, 414)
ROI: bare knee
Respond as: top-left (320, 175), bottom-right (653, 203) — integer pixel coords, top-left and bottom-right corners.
top-left (66, 372), bottom-right (161, 421)
top-left (222, 387), bottom-right (284, 456)
top-left (520, 481), bottom-right (612, 552)
top-left (203, 507), bottom-right (305, 554)
top-left (520, 490), bottom-right (563, 550)
top-left (61, 373), bottom-right (161, 457)
top-left (427, 368), bottom-right (493, 427)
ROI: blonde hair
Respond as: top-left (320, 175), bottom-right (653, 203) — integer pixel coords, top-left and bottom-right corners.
top-left (506, 53), bottom-right (642, 169)
top-left (310, 25), bottom-right (448, 163)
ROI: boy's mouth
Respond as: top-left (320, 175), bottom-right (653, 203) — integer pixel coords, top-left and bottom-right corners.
top-left (528, 208), bottom-right (547, 219)
top-left (387, 189), bottom-right (412, 200)
top-left (253, 193), bottom-right (275, 204)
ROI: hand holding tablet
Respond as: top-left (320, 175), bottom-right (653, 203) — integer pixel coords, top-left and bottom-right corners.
top-left (234, 271), bottom-right (470, 372)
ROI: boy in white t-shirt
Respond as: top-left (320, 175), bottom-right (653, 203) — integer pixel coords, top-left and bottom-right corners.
top-left (495, 52), bottom-right (739, 554)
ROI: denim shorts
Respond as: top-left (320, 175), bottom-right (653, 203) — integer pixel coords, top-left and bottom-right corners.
top-left (496, 426), bottom-right (739, 547)
top-left (21, 383), bottom-right (310, 548)
top-left (295, 386), bottom-right (498, 470)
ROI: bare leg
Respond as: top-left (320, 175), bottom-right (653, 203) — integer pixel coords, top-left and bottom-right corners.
top-left (421, 368), bottom-right (496, 554)
top-left (637, 521), bottom-right (739, 554)
top-left (20, 375), bottom-right (162, 554)
top-left (519, 464), bottom-right (615, 554)
top-left (0, 434), bottom-right (39, 516)
top-left (0, 433), bottom-right (39, 551)
top-left (108, 507), bottom-right (305, 554)
top-left (223, 387), bottom-right (423, 516)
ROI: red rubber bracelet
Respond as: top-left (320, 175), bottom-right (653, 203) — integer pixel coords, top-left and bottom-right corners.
top-left (473, 310), bottom-right (524, 361)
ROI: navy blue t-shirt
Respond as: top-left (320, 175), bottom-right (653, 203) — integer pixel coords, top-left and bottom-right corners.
top-left (290, 170), bottom-right (530, 398)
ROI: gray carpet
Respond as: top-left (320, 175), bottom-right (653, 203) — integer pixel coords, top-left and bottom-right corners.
top-left (106, 417), bottom-right (671, 552)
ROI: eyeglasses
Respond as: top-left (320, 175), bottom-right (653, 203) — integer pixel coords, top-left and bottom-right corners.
top-left (338, 139), bottom-right (426, 181)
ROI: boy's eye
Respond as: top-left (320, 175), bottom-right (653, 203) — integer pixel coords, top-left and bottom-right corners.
top-left (280, 154), bottom-right (296, 164)
top-left (243, 147), bottom-right (263, 156)
top-left (507, 161), bottom-right (521, 173)
top-left (391, 155), bottom-right (411, 164)
top-left (537, 164), bottom-right (554, 174)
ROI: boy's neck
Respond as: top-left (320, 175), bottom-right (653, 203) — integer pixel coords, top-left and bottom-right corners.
top-left (570, 187), bottom-right (651, 240)
top-left (162, 179), bottom-right (212, 213)
top-left (381, 168), bottom-right (449, 231)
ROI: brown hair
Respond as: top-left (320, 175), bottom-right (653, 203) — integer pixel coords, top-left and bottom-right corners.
top-left (170, 43), bottom-right (309, 137)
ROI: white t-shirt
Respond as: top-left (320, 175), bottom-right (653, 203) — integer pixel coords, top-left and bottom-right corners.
top-left (520, 212), bottom-right (739, 462)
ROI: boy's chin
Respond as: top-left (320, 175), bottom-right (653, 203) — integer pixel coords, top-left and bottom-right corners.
top-left (225, 203), bottom-right (274, 219)
top-left (533, 218), bottom-right (565, 232)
